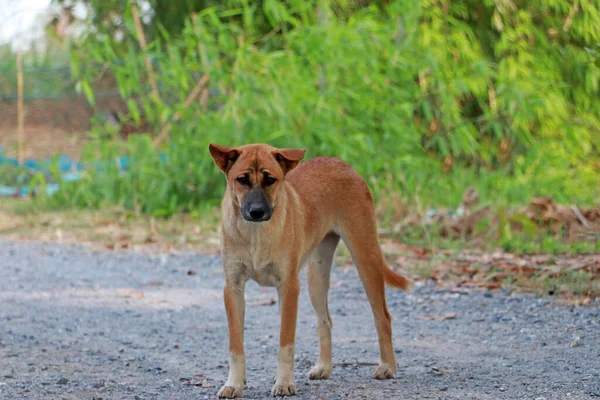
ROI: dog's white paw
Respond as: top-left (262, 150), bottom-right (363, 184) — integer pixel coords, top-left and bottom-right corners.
top-left (217, 385), bottom-right (244, 398)
top-left (271, 379), bottom-right (297, 397)
top-left (308, 362), bottom-right (332, 380)
top-left (372, 363), bottom-right (396, 380)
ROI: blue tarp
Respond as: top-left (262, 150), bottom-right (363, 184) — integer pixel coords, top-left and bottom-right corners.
top-left (0, 147), bottom-right (84, 197)
top-left (0, 146), bottom-right (167, 197)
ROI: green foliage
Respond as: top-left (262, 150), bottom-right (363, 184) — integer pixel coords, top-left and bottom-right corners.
top-left (47, 0), bottom-right (599, 215)
top-left (0, 165), bottom-right (35, 187)
top-left (0, 41), bottom-right (73, 100)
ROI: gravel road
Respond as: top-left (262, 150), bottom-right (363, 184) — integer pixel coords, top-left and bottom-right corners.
top-left (0, 241), bottom-right (599, 400)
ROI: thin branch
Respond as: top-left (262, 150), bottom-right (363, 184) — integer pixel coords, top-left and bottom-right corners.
top-left (152, 74), bottom-right (210, 148)
top-left (334, 360), bottom-right (379, 367)
top-left (571, 205), bottom-right (591, 230)
top-left (131, 4), bottom-right (160, 101)
top-left (16, 52), bottom-right (25, 165)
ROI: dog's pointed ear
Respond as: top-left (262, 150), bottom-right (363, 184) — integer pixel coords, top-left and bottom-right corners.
top-left (273, 148), bottom-right (306, 174)
top-left (209, 143), bottom-right (240, 173)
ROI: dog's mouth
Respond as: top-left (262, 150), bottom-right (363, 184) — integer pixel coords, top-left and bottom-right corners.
top-left (242, 206), bottom-right (273, 222)
top-left (242, 208), bottom-right (272, 222)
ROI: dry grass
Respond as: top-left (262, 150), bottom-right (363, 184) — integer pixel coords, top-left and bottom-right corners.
top-left (0, 198), bottom-right (221, 255)
top-left (1, 198), bottom-right (598, 300)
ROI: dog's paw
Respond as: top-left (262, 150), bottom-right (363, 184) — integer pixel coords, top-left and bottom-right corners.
top-left (308, 362), bottom-right (332, 380)
top-left (372, 363), bottom-right (396, 380)
top-left (217, 385), bottom-right (244, 398)
top-left (270, 379), bottom-right (297, 397)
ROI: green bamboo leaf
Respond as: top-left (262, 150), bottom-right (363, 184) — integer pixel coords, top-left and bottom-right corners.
top-left (81, 80), bottom-right (95, 107)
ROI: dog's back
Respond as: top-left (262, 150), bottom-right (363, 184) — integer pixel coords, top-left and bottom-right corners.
top-left (287, 156), bottom-right (411, 291)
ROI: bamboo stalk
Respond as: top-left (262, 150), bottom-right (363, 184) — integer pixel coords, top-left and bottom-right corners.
top-left (131, 4), bottom-right (160, 101)
top-left (16, 52), bottom-right (24, 165)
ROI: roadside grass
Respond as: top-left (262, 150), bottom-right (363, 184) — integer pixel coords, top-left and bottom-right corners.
top-left (2, 197), bottom-right (597, 300)
top-left (0, 198), bottom-right (221, 254)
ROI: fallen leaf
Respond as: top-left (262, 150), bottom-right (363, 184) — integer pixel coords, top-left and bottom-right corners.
top-left (418, 312), bottom-right (457, 321)
top-left (431, 366), bottom-right (454, 375)
top-left (248, 298), bottom-right (277, 307)
top-left (334, 360), bottom-right (379, 367)
top-left (96, 220), bottom-right (115, 227)
top-left (115, 288), bottom-right (144, 299)
top-left (143, 280), bottom-right (164, 287)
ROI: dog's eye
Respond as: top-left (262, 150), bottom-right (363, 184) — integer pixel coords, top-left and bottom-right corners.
top-left (264, 175), bottom-right (277, 186)
top-left (236, 175), bottom-right (251, 186)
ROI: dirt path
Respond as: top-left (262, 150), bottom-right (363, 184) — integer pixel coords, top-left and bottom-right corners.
top-left (0, 241), bottom-right (599, 400)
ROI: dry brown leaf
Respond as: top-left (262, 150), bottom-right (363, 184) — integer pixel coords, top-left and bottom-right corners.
top-left (249, 298), bottom-right (277, 307)
top-left (185, 380), bottom-right (214, 388)
top-left (115, 288), bottom-right (144, 299)
top-left (418, 312), bottom-right (457, 321)
top-left (143, 280), bottom-right (164, 287)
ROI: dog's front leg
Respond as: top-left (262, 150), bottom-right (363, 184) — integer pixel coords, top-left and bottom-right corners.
top-left (271, 275), bottom-right (300, 397)
top-left (218, 281), bottom-right (247, 399)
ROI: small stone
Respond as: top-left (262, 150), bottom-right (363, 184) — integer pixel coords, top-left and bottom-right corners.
top-left (298, 358), bottom-right (312, 369)
top-left (92, 380), bottom-right (106, 388)
top-left (439, 386), bottom-right (448, 391)
top-left (56, 377), bottom-right (69, 385)
top-left (483, 291), bottom-right (493, 298)
top-left (2, 368), bottom-right (15, 379)
top-left (160, 378), bottom-right (173, 388)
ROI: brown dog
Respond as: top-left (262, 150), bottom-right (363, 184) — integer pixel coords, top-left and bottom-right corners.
top-left (209, 143), bottom-right (411, 398)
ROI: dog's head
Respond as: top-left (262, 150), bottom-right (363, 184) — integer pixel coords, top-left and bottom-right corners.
top-left (209, 143), bottom-right (305, 222)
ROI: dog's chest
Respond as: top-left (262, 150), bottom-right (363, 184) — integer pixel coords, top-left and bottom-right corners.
top-left (227, 236), bottom-right (283, 287)
top-left (248, 261), bottom-right (281, 287)
top-left (223, 218), bottom-right (288, 287)
top-left (236, 249), bottom-right (282, 287)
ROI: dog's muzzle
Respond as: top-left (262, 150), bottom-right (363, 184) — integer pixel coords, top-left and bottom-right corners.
top-left (242, 188), bottom-right (273, 222)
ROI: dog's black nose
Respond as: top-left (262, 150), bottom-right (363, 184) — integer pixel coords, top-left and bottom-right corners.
top-left (242, 189), bottom-right (272, 222)
top-left (248, 206), bottom-right (266, 220)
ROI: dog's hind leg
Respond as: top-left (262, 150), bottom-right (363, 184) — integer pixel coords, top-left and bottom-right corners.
top-left (340, 217), bottom-right (397, 379)
top-left (307, 232), bottom-right (340, 380)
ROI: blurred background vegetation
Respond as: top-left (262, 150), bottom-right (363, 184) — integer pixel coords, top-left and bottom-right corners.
top-left (1, 0), bottom-right (598, 295)
top-left (1, 0), bottom-right (599, 223)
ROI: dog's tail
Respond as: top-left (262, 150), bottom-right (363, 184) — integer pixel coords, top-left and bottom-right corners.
top-left (383, 264), bottom-right (413, 291)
